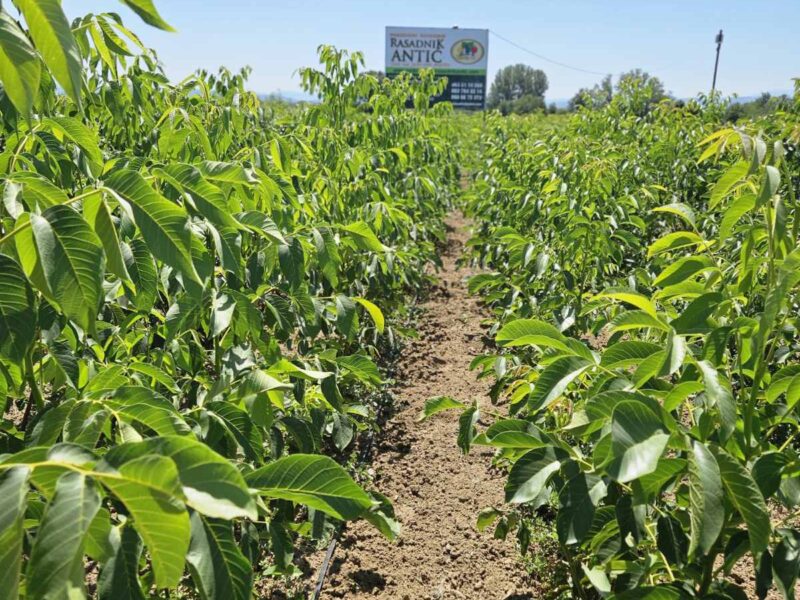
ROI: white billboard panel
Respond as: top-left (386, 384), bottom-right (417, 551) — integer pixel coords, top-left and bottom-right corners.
top-left (385, 26), bottom-right (489, 109)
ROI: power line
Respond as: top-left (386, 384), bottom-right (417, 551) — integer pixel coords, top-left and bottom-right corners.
top-left (488, 30), bottom-right (610, 77)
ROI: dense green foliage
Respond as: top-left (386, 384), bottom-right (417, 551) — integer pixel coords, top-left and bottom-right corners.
top-left (487, 63), bottom-right (549, 115)
top-left (461, 83), bottom-right (800, 597)
top-left (0, 3), bottom-right (458, 598)
top-left (3, 2), bottom-right (800, 599)
top-left (569, 70), bottom-right (668, 112)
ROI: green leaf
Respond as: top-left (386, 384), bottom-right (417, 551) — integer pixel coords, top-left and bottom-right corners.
top-left (652, 202), bottom-right (696, 227)
top-left (198, 160), bottom-right (255, 184)
top-left (476, 507), bottom-right (502, 532)
top-left (753, 249), bottom-right (800, 373)
top-left (246, 454), bottom-right (372, 521)
top-left (663, 381), bottom-right (704, 412)
top-left (752, 453), bottom-right (787, 501)
top-left (418, 396), bottom-right (466, 421)
top-left (83, 191), bottom-right (130, 284)
top-left (557, 473), bottom-right (606, 545)
top-left (278, 238), bottom-right (303, 289)
top-left (334, 294), bottom-right (358, 340)
top-left (0, 467), bottom-right (29, 599)
top-left (719, 192), bottom-right (756, 242)
top-left (31, 205), bottom-right (105, 332)
top-left (156, 163), bottom-right (240, 231)
top-left (594, 289), bottom-right (659, 319)
top-left (505, 446), bottom-right (568, 504)
top-left (282, 417), bottom-right (319, 453)
top-left (657, 515), bottom-right (688, 568)
top-left (607, 401), bottom-right (670, 483)
top-left (236, 211), bottom-right (286, 244)
top-left (206, 401), bottom-right (264, 463)
top-left (341, 221), bottom-right (385, 252)
top-left (8, 172), bottom-right (68, 209)
top-left (608, 310), bottom-right (670, 334)
top-left (697, 361), bottom-right (736, 442)
top-left (105, 169), bottom-right (200, 285)
top-left (138, 436), bottom-right (257, 520)
top-left (495, 318), bottom-right (575, 354)
top-left (768, 365), bottom-right (800, 403)
top-left (600, 341), bottom-right (662, 369)
top-left (27, 471), bottom-right (101, 600)
top-left (127, 362), bottom-right (178, 393)
top-left (64, 400), bottom-right (109, 447)
top-left (122, 239), bottom-right (158, 313)
top-left (480, 419), bottom-right (545, 449)
top-left (653, 256), bottom-right (716, 288)
top-left (457, 404), bottom-right (479, 454)
top-left (187, 513), bottom-right (253, 600)
top-left (716, 449), bottom-right (770, 557)
top-left (528, 356), bottom-right (591, 412)
top-left (337, 354), bottom-right (382, 387)
top-left (89, 19), bottom-right (116, 75)
top-left (756, 165), bottom-right (780, 208)
top-left (313, 227), bottom-right (339, 286)
top-left (0, 254), bottom-right (35, 361)
top-left (17, 0), bottom-right (82, 108)
top-left (583, 566), bottom-right (611, 595)
top-left (670, 292), bottom-right (722, 334)
top-left (95, 454), bottom-right (190, 588)
top-left (709, 160), bottom-right (749, 209)
top-left (264, 521), bottom-right (293, 574)
top-left (773, 529), bottom-right (800, 599)
top-left (636, 458), bottom-right (687, 500)
top-left (688, 441), bottom-right (724, 558)
top-left (0, 8), bottom-right (41, 117)
top-left (210, 290), bottom-right (235, 337)
top-left (98, 525), bottom-right (145, 600)
top-left (354, 297), bottom-right (384, 333)
top-left (104, 386), bottom-right (191, 437)
top-left (0, 443), bottom-right (95, 497)
top-left (647, 231), bottom-right (708, 258)
top-left (42, 116), bottom-right (103, 172)
top-left (84, 507), bottom-right (114, 562)
top-left (119, 0), bottom-right (175, 31)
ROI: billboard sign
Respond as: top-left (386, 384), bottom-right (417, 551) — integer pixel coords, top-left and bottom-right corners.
top-left (385, 26), bottom-right (488, 109)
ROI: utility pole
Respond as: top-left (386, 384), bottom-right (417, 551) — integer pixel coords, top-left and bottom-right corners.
top-left (711, 29), bottom-right (724, 94)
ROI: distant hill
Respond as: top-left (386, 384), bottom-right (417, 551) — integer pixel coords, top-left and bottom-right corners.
top-left (728, 89), bottom-right (794, 103)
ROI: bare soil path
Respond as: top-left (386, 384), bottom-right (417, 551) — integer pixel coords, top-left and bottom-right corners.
top-left (318, 213), bottom-right (534, 599)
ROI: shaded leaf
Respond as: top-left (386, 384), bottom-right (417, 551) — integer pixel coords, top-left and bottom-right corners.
top-left (27, 471), bottom-right (101, 600)
top-left (17, 0), bottom-right (82, 108)
top-left (187, 512), bottom-right (253, 600)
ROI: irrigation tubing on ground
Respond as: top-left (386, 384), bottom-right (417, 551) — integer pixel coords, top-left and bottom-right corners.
top-left (312, 402), bottom-right (385, 599)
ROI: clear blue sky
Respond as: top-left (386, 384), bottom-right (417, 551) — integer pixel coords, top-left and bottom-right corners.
top-left (64, 0), bottom-right (798, 100)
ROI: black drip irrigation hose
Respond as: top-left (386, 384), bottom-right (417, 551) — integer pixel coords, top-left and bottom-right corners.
top-left (312, 532), bottom-right (339, 600)
top-left (312, 402), bottom-right (385, 600)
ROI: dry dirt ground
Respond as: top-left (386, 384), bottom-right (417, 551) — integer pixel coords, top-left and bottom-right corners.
top-left (315, 212), bottom-right (534, 599)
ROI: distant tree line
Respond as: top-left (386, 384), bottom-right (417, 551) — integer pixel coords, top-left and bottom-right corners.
top-left (487, 64), bottom-right (549, 115)
top-left (723, 92), bottom-right (793, 122)
top-left (368, 65), bottom-right (791, 121)
top-left (569, 69), bottom-right (668, 111)
top-left (485, 66), bottom-right (670, 116)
